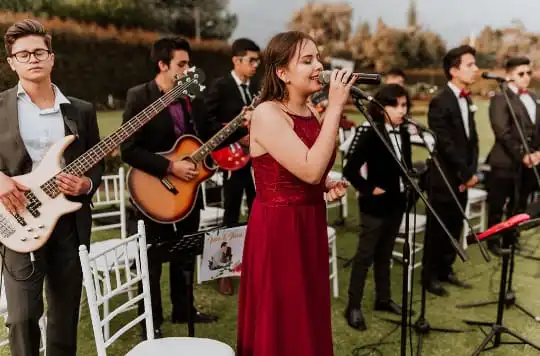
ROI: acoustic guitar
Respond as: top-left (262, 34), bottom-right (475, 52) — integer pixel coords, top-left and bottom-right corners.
top-left (127, 95), bottom-right (261, 223)
top-left (0, 67), bottom-right (205, 253)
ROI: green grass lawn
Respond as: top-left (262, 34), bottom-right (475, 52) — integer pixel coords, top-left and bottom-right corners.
top-left (4, 100), bottom-right (539, 355)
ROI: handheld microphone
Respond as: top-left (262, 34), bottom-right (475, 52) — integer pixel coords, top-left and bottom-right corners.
top-left (481, 72), bottom-right (511, 82)
top-left (318, 71), bottom-right (382, 86)
top-left (317, 71), bottom-right (374, 101)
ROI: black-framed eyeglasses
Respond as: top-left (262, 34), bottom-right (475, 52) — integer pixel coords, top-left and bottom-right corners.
top-left (242, 56), bottom-right (261, 65)
top-left (517, 70), bottom-right (533, 78)
top-left (10, 49), bottom-right (51, 63)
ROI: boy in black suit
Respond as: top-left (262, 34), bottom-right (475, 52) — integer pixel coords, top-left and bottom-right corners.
top-left (204, 38), bottom-right (260, 295)
top-left (205, 38), bottom-right (260, 228)
top-left (486, 56), bottom-right (540, 255)
top-left (423, 45), bottom-right (479, 297)
top-left (344, 84), bottom-right (412, 331)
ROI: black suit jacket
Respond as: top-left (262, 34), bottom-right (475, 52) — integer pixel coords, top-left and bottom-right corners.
top-left (486, 88), bottom-right (540, 173)
top-left (343, 123), bottom-right (412, 216)
top-left (205, 72), bottom-right (259, 132)
top-left (427, 85), bottom-right (479, 197)
top-left (0, 86), bottom-right (104, 248)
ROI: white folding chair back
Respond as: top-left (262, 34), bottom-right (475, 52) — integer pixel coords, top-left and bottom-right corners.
top-left (80, 220), bottom-right (234, 356)
top-left (462, 188), bottom-right (487, 250)
top-left (393, 213), bottom-right (426, 270)
top-left (327, 226), bottom-right (339, 298)
top-left (91, 167), bottom-right (127, 239)
top-left (200, 181), bottom-right (225, 230)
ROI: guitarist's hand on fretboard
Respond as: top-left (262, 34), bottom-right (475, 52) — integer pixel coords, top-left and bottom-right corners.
top-left (170, 159), bottom-right (200, 181)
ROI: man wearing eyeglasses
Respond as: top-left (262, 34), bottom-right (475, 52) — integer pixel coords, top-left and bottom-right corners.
top-left (204, 38), bottom-right (260, 295)
top-left (0, 19), bottom-right (103, 355)
top-left (486, 56), bottom-right (540, 256)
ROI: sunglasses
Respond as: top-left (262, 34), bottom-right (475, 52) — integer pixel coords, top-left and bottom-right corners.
top-left (517, 70), bottom-right (533, 77)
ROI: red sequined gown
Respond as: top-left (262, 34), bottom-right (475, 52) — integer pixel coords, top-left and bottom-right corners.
top-left (237, 113), bottom-right (335, 356)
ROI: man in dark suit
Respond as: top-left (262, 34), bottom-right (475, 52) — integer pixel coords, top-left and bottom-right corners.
top-left (423, 45), bottom-right (479, 297)
top-left (121, 37), bottom-right (247, 337)
top-left (0, 20), bottom-right (103, 356)
top-left (205, 38), bottom-right (260, 228)
top-left (204, 38), bottom-right (259, 295)
top-left (343, 84), bottom-right (413, 331)
top-left (486, 56), bottom-right (540, 255)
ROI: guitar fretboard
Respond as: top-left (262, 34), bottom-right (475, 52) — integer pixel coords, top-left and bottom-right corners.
top-left (190, 112), bottom-right (247, 164)
top-left (40, 79), bottom-right (196, 198)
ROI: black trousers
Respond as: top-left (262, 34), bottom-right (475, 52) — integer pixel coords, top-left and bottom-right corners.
top-left (423, 191), bottom-right (467, 283)
top-left (347, 209), bottom-right (403, 308)
top-left (223, 163), bottom-right (255, 227)
top-left (487, 167), bottom-right (537, 248)
top-left (137, 209), bottom-right (200, 329)
top-left (3, 214), bottom-right (82, 356)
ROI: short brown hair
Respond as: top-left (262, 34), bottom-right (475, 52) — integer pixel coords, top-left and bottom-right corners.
top-left (4, 19), bottom-right (52, 56)
top-left (259, 31), bottom-right (315, 103)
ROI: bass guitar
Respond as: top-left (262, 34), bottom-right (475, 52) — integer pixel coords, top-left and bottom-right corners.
top-left (127, 95), bottom-right (261, 223)
top-left (0, 67), bottom-right (205, 253)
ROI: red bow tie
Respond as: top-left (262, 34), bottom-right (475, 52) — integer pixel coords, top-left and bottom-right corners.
top-left (459, 89), bottom-right (471, 98)
top-left (518, 89), bottom-right (529, 96)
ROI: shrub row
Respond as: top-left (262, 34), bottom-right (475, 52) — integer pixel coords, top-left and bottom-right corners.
top-left (0, 11), bottom-right (234, 107)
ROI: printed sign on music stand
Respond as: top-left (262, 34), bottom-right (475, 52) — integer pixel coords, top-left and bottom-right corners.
top-left (198, 225), bottom-right (246, 283)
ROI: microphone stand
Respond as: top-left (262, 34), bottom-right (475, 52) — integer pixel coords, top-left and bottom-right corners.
top-left (462, 221), bottom-right (540, 355)
top-left (352, 98), bottom-right (469, 356)
top-left (393, 121), bottom-right (491, 355)
top-left (457, 80), bottom-right (540, 323)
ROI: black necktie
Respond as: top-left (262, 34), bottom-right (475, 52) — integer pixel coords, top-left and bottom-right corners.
top-left (240, 84), bottom-right (251, 105)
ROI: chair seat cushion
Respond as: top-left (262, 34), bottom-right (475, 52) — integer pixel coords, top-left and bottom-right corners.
top-left (126, 337), bottom-right (234, 355)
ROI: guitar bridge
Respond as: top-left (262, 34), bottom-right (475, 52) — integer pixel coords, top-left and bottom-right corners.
top-left (160, 178), bottom-right (179, 195)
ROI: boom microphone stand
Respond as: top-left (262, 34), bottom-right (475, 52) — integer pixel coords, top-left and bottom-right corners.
top-left (457, 79), bottom-right (540, 322)
top-left (352, 96), bottom-right (469, 356)
top-left (462, 219), bottom-right (540, 355)
top-left (380, 117), bottom-right (491, 356)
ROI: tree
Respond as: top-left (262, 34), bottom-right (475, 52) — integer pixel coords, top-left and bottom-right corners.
top-left (288, 2), bottom-right (353, 59)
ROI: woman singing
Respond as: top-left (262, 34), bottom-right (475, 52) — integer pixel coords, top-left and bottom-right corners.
top-left (236, 31), bottom-right (356, 356)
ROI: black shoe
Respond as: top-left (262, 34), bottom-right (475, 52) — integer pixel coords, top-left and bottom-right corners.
top-left (424, 280), bottom-right (449, 297)
top-left (374, 300), bottom-right (404, 316)
top-left (172, 310), bottom-right (218, 324)
top-left (345, 306), bottom-right (367, 331)
top-left (441, 273), bottom-right (472, 289)
top-left (141, 327), bottom-right (162, 340)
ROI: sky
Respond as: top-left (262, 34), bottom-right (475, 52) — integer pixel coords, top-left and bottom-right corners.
top-left (228, 0), bottom-right (540, 47)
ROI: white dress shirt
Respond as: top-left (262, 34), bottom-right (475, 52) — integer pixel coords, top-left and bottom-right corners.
top-left (17, 82), bottom-right (93, 193)
top-left (508, 84), bottom-right (536, 124)
top-left (385, 123), bottom-right (404, 192)
top-left (17, 82), bottom-right (70, 170)
top-left (231, 70), bottom-right (252, 105)
top-left (447, 82), bottom-right (470, 138)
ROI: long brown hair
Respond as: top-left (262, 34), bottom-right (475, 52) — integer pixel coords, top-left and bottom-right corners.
top-left (259, 31), bottom-right (315, 103)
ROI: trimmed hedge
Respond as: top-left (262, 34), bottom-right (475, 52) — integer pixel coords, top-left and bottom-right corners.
top-left (0, 11), bottom-right (234, 106)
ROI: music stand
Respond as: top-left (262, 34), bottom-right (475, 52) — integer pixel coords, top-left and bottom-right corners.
top-left (147, 225), bottom-right (227, 337)
top-left (460, 219), bottom-right (540, 355)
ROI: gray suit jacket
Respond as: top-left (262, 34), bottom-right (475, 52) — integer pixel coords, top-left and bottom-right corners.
top-left (0, 86), bottom-right (104, 248)
top-left (487, 88), bottom-right (540, 172)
